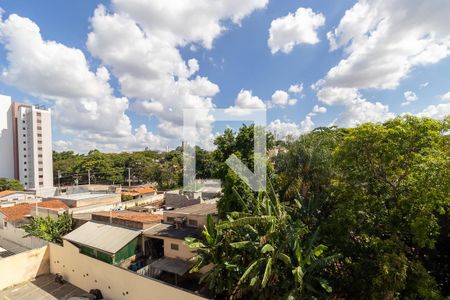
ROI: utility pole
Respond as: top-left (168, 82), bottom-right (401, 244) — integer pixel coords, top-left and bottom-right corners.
top-left (88, 170), bottom-right (91, 185)
top-left (127, 168), bottom-right (131, 187)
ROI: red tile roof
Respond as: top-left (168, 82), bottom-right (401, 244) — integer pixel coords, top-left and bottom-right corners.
top-left (0, 203), bottom-right (33, 222)
top-left (0, 200), bottom-right (69, 222)
top-left (93, 212), bottom-right (162, 223)
top-left (123, 187), bottom-right (156, 195)
top-left (0, 190), bottom-right (17, 197)
top-left (39, 200), bottom-right (69, 210)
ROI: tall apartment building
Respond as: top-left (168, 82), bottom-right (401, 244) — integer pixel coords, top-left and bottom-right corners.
top-left (0, 94), bottom-right (54, 193)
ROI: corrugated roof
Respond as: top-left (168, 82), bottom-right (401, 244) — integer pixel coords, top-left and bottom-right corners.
top-left (63, 221), bottom-right (141, 254)
top-left (167, 203), bottom-right (217, 216)
top-left (148, 257), bottom-right (193, 276)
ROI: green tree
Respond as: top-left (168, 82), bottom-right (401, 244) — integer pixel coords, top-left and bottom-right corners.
top-left (22, 212), bottom-right (74, 245)
top-left (324, 116), bottom-right (450, 299)
top-left (213, 125), bottom-right (274, 216)
top-left (0, 178), bottom-right (24, 191)
top-left (186, 191), bottom-right (338, 299)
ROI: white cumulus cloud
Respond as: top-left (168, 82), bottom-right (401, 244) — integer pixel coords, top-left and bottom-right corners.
top-left (270, 90), bottom-right (297, 107)
top-left (268, 7), bottom-right (325, 54)
top-left (325, 0), bottom-right (450, 90)
top-left (416, 103), bottom-right (450, 120)
top-left (401, 91), bottom-right (418, 106)
top-left (312, 105), bottom-right (327, 114)
top-left (288, 83), bottom-right (304, 94)
top-left (0, 14), bottom-right (168, 152)
top-left (440, 91), bottom-right (450, 101)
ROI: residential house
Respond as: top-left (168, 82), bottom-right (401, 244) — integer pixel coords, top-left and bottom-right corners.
top-left (63, 211), bottom-right (162, 266)
top-left (0, 200), bottom-right (68, 228)
top-left (0, 190), bottom-right (39, 207)
top-left (140, 203), bottom-right (218, 281)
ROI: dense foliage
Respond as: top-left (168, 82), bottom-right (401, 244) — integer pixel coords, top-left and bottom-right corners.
top-left (53, 147), bottom-right (217, 189)
top-left (213, 125), bottom-right (275, 216)
top-left (187, 116), bottom-right (450, 299)
top-left (186, 192), bottom-right (339, 299)
top-left (22, 212), bottom-right (74, 245)
top-left (0, 178), bottom-right (24, 191)
top-left (52, 116), bottom-right (450, 298)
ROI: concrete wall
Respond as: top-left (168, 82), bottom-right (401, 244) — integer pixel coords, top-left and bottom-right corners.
top-left (58, 194), bottom-right (121, 208)
top-left (161, 237), bottom-right (193, 260)
top-left (0, 192), bottom-right (37, 203)
top-left (121, 194), bottom-right (164, 209)
top-left (65, 185), bottom-right (121, 195)
top-left (32, 206), bottom-right (63, 219)
top-left (0, 246), bottom-right (50, 290)
top-left (0, 226), bottom-right (48, 249)
top-left (67, 194), bottom-right (164, 215)
top-left (49, 241), bottom-right (205, 300)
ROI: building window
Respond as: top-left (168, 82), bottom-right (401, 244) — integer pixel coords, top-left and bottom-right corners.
top-left (24, 155), bottom-right (27, 158)
top-left (170, 243), bottom-right (179, 251)
top-left (3, 221), bottom-right (7, 228)
top-left (166, 217), bottom-right (175, 223)
top-left (23, 134), bottom-right (26, 137)
top-left (22, 127), bottom-right (26, 130)
top-left (188, 219), bottom-right (198, 227)
top-left (38, 141), bottom-right (42, 144)
top-left (24, 162), bottom-right (27, 165)
top-left (37, 112), bottom-right (41, 116)
top-left (37, 134), bottom-right (42, 137)
top-left (22, 120), bottom-right (25, 124)
top-left (39, 175), bottom-right (43, 178)
top-left (39, 182), bottom-right (44, 185)
top-left (24, 175), bottom-right (27, 178)
top-left (38, 154), bottom-right (43, 158)
top-left (23, 141), bottom-right (26, 144)
top-left (23, 148), bottom-right (26, 151)
top-left (38, 168), bottom-right (43, 171)
top-left (37, 126), bottom-right (42, 130)
top-left (24, 168), bottom-right (27, 172)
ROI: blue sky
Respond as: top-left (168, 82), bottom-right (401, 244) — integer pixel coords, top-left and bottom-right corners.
top-left (0, 0), bottom-right (449, 152)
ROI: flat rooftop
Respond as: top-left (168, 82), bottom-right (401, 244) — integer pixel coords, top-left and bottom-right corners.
top-left (0, 274), bottom-right (86, 300)
top-left (166, 203), bottom-right (217, 216)
top-left (144, 223), bottom-right (203, 240)
top-left (54, 193), bottom-right (115, 201)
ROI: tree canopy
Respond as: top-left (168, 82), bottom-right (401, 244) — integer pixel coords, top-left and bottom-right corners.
top-left (187, 115), bottom-right (450, 299)
top-left (0, 178), bottom-right (24, 191)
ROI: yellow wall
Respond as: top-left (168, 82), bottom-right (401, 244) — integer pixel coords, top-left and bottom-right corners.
top-left (162, 237), bottom-right (194, 260)
top-left (49, 241), bottom-right (205, 300)
top-left (0, 246), bottom-right (49, 290)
